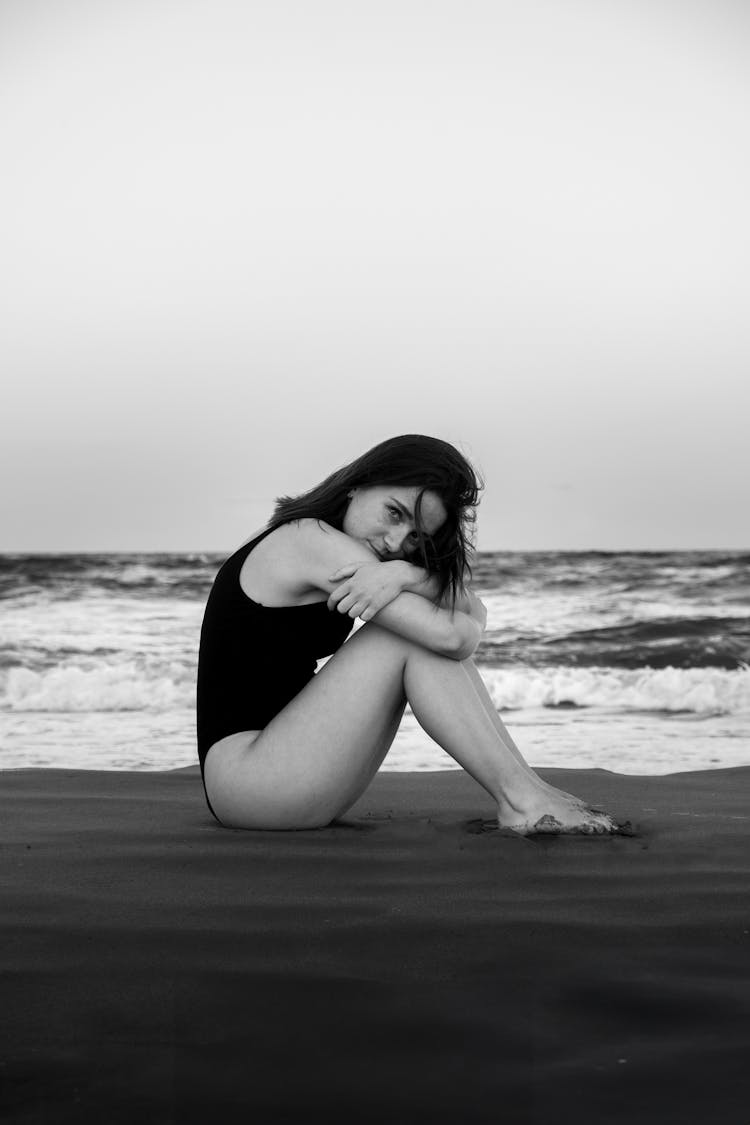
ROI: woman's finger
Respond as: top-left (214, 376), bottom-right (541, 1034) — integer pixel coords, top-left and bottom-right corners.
top-left (349, 599), bottom-right (371, 619)
top-left (328, 564), bottom-right (359, 581)
top-left (327, 581), bottom-right (353, 610)
top-left (336, 594), bottom-right (358, 615)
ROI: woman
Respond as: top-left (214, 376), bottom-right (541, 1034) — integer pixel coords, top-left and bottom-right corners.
top-left (197, 434), bottom-right (621, 834)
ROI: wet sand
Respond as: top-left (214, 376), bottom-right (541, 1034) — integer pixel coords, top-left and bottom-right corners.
top-left (2, 765), bottom-right (749, 1124)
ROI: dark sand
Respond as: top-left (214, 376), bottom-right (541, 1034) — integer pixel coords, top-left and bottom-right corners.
top-left (2, 765), bottom-right (749, 1124)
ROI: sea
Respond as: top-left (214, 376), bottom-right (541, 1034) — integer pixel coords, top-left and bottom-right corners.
top-left (1, 550), bottom-right (748, 775)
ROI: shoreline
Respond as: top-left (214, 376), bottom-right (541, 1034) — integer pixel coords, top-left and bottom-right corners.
top-left (3, 766), bottom-right (749, 1123)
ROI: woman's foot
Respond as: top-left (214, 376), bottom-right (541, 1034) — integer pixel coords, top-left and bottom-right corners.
top-left (497, 782), bottom-right (621, 836)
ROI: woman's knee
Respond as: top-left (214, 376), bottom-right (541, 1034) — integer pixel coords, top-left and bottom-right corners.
top-left (347, 621), bottom-right (418, 660)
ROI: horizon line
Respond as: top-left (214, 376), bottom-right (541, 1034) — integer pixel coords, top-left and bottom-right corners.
top-left (1, 545), bottom-right (748, 556)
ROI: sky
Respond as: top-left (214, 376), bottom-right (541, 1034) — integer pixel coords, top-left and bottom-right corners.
top-left (2, 0), bottom-right (749, 551)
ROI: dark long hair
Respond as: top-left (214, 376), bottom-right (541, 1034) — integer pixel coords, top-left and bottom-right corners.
top-left (269, 435), bottom-right (483, 603)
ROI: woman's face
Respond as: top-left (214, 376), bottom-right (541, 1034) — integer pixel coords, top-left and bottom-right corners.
top-left (342, 485), bottom-right (448, 561)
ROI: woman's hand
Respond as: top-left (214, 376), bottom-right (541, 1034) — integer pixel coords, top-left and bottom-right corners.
top-left (327, 560), bottom-right (412, 621)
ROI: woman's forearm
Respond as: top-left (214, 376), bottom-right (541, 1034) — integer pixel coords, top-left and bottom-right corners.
top-left (325, 554), bottom-right (485, 652)
top-left (399, 562), bottom-right (442, 603)
top-left (447, 610), bottom-right (483, 660)
top-left (400, 563), bottom-right (482, 620)
top-left (370, 594), bottom-right (482, 661)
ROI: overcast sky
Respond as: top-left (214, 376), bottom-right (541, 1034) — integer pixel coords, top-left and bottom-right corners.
top-left (2, 0), bottom-right (748, 552)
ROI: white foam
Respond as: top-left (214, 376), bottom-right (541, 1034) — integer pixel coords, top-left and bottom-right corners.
top-left (479, 665), bottom-right (750, 715)
top-left (2, 662), bottom-right (193, 712)
top-left (2, 659), bottom-right (749, 718)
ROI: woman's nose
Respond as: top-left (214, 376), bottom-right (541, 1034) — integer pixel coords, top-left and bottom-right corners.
top-left (384, 529), bottom-right (409, 553)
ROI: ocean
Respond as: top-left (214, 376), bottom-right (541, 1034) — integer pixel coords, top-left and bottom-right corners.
top-left (1, 549), bottom-right (748, 775)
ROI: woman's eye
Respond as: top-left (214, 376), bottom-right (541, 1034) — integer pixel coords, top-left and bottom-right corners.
top-left (387, 506), bottom-right (401, 520)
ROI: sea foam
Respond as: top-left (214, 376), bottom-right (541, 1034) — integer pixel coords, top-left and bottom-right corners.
top-left (481, 665), bottom-right (750, 715)
top-left (3, 660), bottom-right (749, 717)
top-left (2, 662), bottom-right (193, 712)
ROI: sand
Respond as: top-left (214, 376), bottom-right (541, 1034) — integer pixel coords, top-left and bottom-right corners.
top-left (2, 764), bottom-right (749, 1124)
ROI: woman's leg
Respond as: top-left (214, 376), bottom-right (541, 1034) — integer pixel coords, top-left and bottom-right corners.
top-left (204, 623), bottom-right (617, 832)
top-left (463, 659), bottom-right (536, 774)
top-left (400, 647), bottom-right (614, 831)
top-left (463, 661), bottom-right (608, 807)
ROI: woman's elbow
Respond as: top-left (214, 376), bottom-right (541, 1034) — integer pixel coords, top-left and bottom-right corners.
top-left (441, 621), bottom-right (481, 661)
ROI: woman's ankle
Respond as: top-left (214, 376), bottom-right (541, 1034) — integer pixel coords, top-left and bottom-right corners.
top-left (494, 770), bottom-right (549, 817)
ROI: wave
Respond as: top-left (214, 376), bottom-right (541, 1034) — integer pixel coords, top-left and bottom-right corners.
top-left (3, 549), bottom-right (749, 601)
top-left (2, 660), bottom-right (748, 718)
top-left (473, 549), bottom-right (750, 584)
top-left (481, 665), bottom-right (750, 715)
top-left (0, 553), bottom-right (223, 601)
top-left (479, 615), bottom-right (750, 670)
top-left (1, 662), bottom-right (194, 712)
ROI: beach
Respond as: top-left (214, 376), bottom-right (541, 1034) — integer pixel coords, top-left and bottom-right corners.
top-left (3, 764), bottom-right (749, 1124)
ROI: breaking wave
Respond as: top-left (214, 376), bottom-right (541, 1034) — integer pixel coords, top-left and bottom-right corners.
top-left (481, 665), bottom-right (750, 715)
top-left (2, 660), bottom-right (749, 717)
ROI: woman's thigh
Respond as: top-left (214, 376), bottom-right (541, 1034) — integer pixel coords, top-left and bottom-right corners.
top-left (203, 623), bottom-right (411, 829)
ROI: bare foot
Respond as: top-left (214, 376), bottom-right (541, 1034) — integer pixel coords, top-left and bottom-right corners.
top-left (497, 783), bottom-right (622, 836)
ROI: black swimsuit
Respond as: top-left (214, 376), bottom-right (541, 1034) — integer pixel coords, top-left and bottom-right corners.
top-left (196, 525), bottom-right (355, 817)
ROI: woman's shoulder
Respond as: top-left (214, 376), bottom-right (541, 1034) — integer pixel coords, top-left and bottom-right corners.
top-left (231, 519), bottom-right (332, 555)
top-left (238, 519), bottom-right (340, 604)
top-left (264, 518), bottom-right (342, 551)
top-left (243, 518), bottom-right (377, 601)
top-left (278, 517), bottom-right (336, 533)
top-left (280, 519), bottom-right (375, 559)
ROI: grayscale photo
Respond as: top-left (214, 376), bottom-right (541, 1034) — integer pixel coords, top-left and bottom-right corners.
top-left (2, 2), bottom-right (749, 1123)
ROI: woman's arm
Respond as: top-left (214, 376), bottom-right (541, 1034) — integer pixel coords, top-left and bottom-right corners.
top-left (329, 559), bottom-right (485, 625)
top-left (399, 564), bottom-right (484, 621)
top-left (394, 563), bottom-right (442, 603)
top-left (369, 592), bottom-right (482, 661)
top-left (291, 520), bottom-right (482, 661)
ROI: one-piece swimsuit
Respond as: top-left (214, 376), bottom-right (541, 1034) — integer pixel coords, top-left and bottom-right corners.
top-left (196, 524), bottom-right (354, 818)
